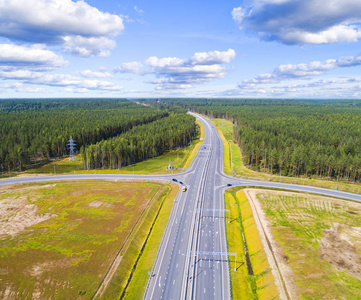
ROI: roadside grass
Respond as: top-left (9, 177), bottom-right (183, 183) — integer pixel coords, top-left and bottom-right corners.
top-left (256, 190), bottom-right (361, 299)
top-left (225, 187), bottom-right (278, 299)
top-left (225, 189), bottom-right (254, 299)
top-left (183, 119), bottom-right (204, 168)
top-left (24, 157), bottom-right (84, 175)
top-left (211, 117), bottom-right (361, 194)
top-left (18, 119), bottom-right (204, 177)
top-left (122, 183), bottom-right (178, 299)
top-left (0, 180), bottom-right (174, 300)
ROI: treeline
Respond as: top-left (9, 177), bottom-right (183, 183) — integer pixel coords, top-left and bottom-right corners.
top-left (81, 113), bottom-right (196, 169)
top-left (161, 98), bottom-right (361, 182)
top-left (0, 99), bottom-right (169, 171)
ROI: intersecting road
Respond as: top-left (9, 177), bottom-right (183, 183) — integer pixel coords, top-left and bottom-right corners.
top-left (1, 113), bottom-right (361, 300)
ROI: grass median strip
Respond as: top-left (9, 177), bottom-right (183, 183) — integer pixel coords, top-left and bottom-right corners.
top-left (225, 187), bottom-right (278, 300)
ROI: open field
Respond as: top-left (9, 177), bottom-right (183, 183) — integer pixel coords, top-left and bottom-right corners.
top-left (0, 180), bottom-right (176, 300)
top-left (247, 188), bottom-right (361, 299)
top-left (211, 117), bottom-right (361, 195)
top-left (225, 188), bottom-right (278, 299)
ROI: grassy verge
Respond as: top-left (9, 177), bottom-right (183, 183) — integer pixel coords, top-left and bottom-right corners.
top-left (100, 183), bottom-right (178, 299)
top-left (225, 187), bottom-right (278, 299)
top-left (122, 184), bottom-right (178, 299)
top-left (255, 189), bottom-right (361, 299)
top-left (211, 117), bottom-right (361, 194)
top-left (0, 180), bottom-right (174, 300)
top-left (183, 119), bottom-right (204, 168)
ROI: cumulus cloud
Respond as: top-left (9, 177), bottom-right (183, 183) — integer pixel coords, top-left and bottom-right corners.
top-left (80, 70), bottom-right (112, 78)
top-left (0, 71), bottom-right (123, 92)
top-left (145, 49), bottom-right (235, 90)
top-left (146, 57), bottom-right (185, 68)
top-left (190, 49), bottom-right (236, 65)
top-left (3, 82), bottom-right (46, 93)
top-left (0, 44), bottom-right (67, 69)
top-left (239, 54), bottom-right (361, 87)
top-left (114, 62), bottom-right (145, 75)
top-left (232, 0), bottom-right (361, 44)
top-left (29, 74), bottom-right (123, 91)
top-left (0, 0), bottom-right (124, 56)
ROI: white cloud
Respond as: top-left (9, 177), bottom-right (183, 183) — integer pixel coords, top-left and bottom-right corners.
top-left (134, 6), bottom-right (144, 14)
top-left (31, 74), bottom-right (123, 90)
top-left (231, 7), bottom-right (247, 29)
top-left (190, 49), bottom-right (236, 65)
top-left (144, 49), bottom-right (235, 90)
top-left (0, 0), bottom-right (124, 56)
top-left (146, 57), bottom-right (185, 68)
top-left (233, 0), bottom-right (361, 44)
top-left (114, 62), bottom-right (145, 75)
top-left (4, 82), bottom-right (45, 93)
top-left (62, 35), bottom-right (116, 57)
top-left (80, 70), bottom-right (112, 78)
top-left (239, 54), bottom-right (361, 87)
top-left (0, 44), bottom-right (67, 69)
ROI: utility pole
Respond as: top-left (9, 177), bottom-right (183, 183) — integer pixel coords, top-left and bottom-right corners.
top-left (54, 164), bottom-right (56, 175)
top-left (67, 136), bottom-right (76, 161)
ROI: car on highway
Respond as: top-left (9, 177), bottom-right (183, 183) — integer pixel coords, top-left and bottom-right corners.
top-left (179, 181), bottom-right (183, 184)
top-left (182, 186), bottom-right (187, 192)
top-left (172, 178), bottom-right (177, 182)
top-left (227, 183), bottom-right (232, 186)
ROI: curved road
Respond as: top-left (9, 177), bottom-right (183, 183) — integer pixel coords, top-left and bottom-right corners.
top-left (1, 113), bottom-right (361, 300)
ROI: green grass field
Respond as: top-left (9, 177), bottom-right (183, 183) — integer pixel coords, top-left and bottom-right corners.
top-left (225, 188), bottom-right (278, 300)
top-left (255, 189), bottom-right (361, 299)
top-left (0, 180), bottom-right (175, 300)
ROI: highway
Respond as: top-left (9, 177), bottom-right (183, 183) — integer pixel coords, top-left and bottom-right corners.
top-left (1, 113), bottom-right (361, 300)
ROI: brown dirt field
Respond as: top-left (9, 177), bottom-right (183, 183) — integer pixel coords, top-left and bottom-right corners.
top-left (319, 223), bottom-right (361, 280)
top-left (0, 184), bottom-right (58, 237)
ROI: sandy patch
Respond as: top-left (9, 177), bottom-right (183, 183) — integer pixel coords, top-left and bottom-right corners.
top-left (0, 196), bottom-right (57, 236)
top-left (319, 223), bottom-right (361, 280)
top-left (88, 200), bottom-right (103, 208)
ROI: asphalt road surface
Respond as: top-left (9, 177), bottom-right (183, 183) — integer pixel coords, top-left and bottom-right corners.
top-left (1, 113), bottom-right (361, 300)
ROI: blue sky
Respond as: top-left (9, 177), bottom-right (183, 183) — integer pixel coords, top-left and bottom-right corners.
top-left (1, 0), bottom-right (361, 98)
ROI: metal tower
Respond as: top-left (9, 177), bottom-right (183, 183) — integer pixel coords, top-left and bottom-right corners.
top-left (67, 136), bottom-right (76, 161)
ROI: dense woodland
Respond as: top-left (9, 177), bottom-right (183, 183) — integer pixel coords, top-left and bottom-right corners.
top-left (80, 113), bottom-right (196, 169)
top-left (0, 99), bottom-right (169, 171)
top-left (159, 99), bottom-right (361, 182)
top-left (4, 97), bottom-right (361, 182)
